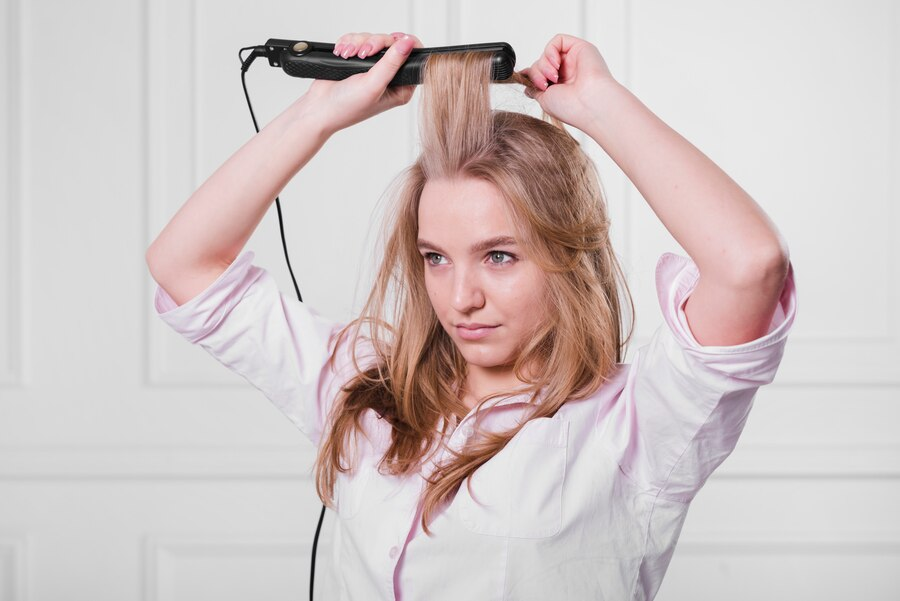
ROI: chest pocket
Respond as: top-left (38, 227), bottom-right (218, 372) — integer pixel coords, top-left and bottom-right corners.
top-left (454, 417), bottom-right (569, 539)
top-left (333, 410), bottom-right (388, 519)
top-left (334, 463), bottom-right (373, 519)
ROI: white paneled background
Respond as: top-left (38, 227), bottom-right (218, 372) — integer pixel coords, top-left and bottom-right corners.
top-left (0, 0), bottom-right (897, 598)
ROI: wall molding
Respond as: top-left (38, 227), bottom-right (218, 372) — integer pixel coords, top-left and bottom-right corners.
top-left (0, 535), bottom-right (28, 601)
top-left (144, 535), bottom-right (317, 601)
top-left (0, 444), bottom-right (317, 479)
top-left (0, 443), bottom-right (896, 479)
top-left (676, 536), bottom-right (900, 555)
top-left (0, 0), bottom-right (22, 388)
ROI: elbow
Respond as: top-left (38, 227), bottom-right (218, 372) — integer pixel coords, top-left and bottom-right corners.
top-left (145, 243), bottom-right (161, 275)
top-left (145, 242), bottom-right (171, 283)
top-left (736, 239), bottom-right (790, 285)
top-left (760, 231), bottom-right (791, 280)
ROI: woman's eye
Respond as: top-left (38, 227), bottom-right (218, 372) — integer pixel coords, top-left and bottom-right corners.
top-left (424, 252), bottom-right (446, 265)
top-left (488, 251), bottom-right (514, 264)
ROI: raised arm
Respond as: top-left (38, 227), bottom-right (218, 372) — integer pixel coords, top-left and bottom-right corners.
top-left (146, 32), bottom-right (423, 306)
top-left (519, 34), bottom-right (790, 346)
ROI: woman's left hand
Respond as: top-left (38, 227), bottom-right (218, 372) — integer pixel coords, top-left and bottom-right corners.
top-left (517, 34), bottom-right (618, 132)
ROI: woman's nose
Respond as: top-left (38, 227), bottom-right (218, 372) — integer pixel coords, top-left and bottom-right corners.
top-left (450, 268), bottom-right (485, 313)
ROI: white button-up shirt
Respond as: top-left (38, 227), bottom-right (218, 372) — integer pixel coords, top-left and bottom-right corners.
top-left (153, 250), bottom-right (798, 600)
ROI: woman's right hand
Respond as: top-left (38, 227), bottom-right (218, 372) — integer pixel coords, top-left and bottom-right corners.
top-left (304, 32), bottom-right (424, 136)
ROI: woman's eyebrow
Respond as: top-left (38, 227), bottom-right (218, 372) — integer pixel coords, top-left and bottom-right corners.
top-left (416, 236), bottom-right (518, 255)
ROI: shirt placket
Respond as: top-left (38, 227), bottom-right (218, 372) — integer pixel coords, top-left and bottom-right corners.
top-left (388, 395), bottom-right (536, 600)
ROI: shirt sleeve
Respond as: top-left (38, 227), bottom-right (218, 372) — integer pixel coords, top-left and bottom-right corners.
top-left (619, 252), bottom-right (798, 502)
top-left (152, 250), bottom-right (371, 447)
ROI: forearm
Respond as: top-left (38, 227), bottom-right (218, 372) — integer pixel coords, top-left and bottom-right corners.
top-left (582, 79), bottom-right (788, 283)
top-left (146, 95), bottom-right (332, 297)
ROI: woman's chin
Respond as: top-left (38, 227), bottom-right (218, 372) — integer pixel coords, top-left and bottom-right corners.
top-left (458, 350), bottom-right (515, 372)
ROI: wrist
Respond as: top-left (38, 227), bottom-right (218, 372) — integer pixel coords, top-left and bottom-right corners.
top-left (579, 77), bottom-right (631, 142)
top-left (283, 95), bottom-right (336, 143)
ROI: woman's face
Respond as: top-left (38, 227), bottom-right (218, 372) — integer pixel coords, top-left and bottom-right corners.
top-left (417, 176), bottom-right (548, 383)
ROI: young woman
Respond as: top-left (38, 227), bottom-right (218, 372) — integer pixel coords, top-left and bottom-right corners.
top-left (147, 31), bottom-right (797, 600)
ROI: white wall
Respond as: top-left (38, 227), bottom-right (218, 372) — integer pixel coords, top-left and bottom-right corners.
top-left (0, 0), bottom-right (898, 599)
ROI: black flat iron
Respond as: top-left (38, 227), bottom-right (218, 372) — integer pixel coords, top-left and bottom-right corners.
top-left (259, 39), bottom-right (516, 86)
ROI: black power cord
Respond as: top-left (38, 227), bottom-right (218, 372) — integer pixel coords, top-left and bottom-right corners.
top-left (239, 45), bottom-right (328, 601)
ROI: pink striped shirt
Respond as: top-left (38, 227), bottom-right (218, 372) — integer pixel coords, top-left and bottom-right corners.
top-left (153, 250), bottom-right (797, 600)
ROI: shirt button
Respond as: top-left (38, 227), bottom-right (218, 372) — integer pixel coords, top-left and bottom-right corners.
top-left (389, 546), bottom-right (399, 559)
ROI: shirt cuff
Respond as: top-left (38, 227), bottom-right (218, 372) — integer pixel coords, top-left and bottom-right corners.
top-left (655, 252), bottom-right (798, 355)
top-left (152, 250), bottom-right (259, 344)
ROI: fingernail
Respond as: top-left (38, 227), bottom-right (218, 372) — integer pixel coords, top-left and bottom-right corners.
top-left (333, 43), bottom-right (342, 55)
top-left (396, 35), bottom-right (412, 55)
top-left (359, 44), bottom-right (372, 58)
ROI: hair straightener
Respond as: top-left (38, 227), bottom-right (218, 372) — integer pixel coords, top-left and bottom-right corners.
top-left (244, 39), bottom-right (516, 86)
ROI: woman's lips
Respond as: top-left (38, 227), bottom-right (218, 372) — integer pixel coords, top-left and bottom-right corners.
top-left (456, 324), bottom-right (499, 341)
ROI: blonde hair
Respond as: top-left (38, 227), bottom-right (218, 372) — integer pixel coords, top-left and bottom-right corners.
top-left (315, 51), bottom-right (635, 535)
